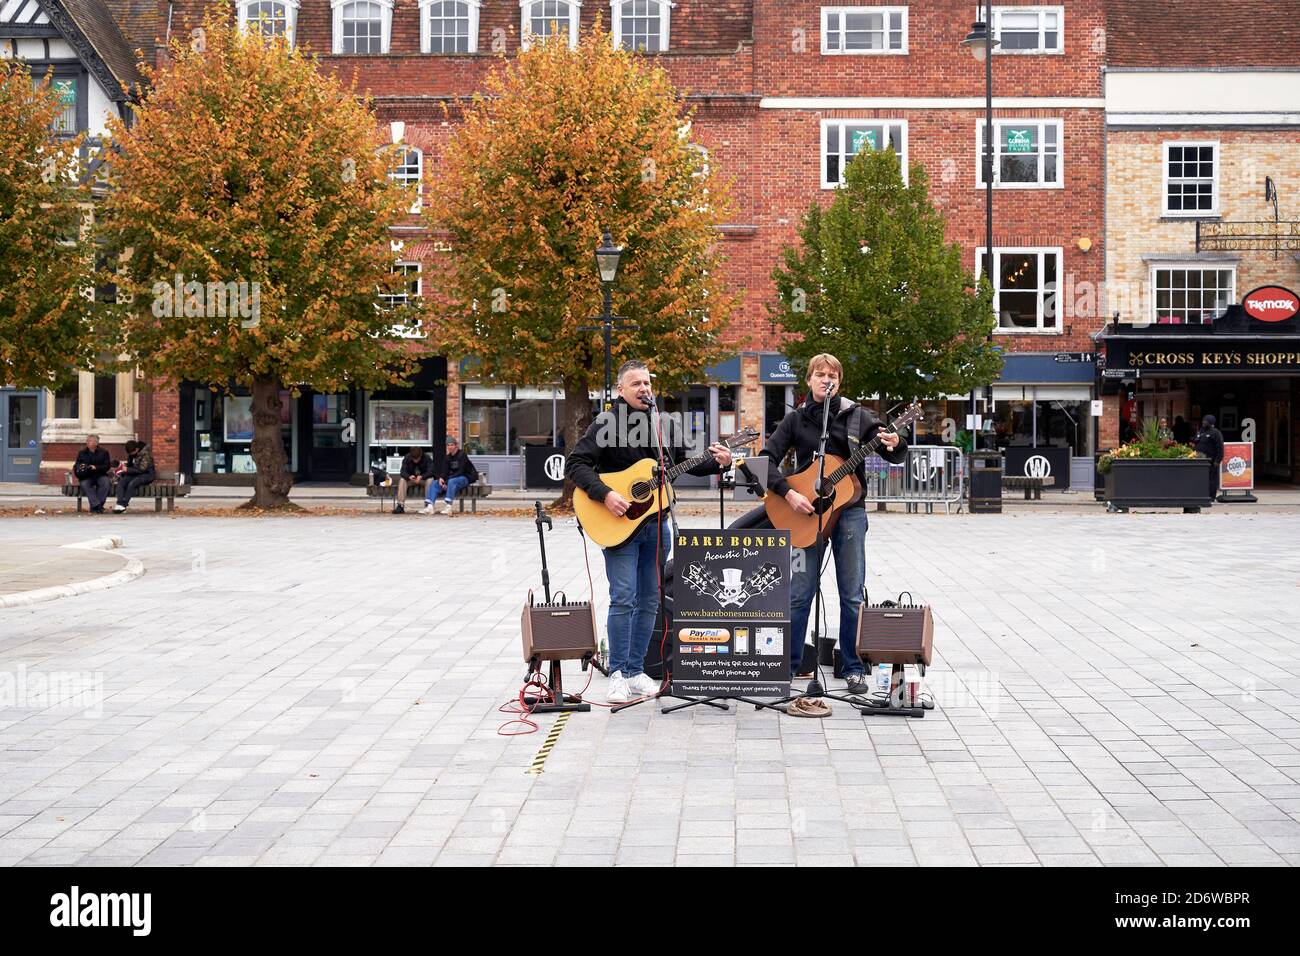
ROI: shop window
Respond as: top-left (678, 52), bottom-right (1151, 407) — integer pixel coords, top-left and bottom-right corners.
top-left (977, 120), bottom-right (1061, 188)
top-left (192, 387), bottom-right (296, 476)
top-left (462, 385), bottom-right (508, 454)
top-left (977, 247), bottom-right (1061, 332)
top-left (821, 6), bottom-right (907, 54)
top-left (1150, 265), bottom-right (1234, 324)
top-left (822, 119), bottom-right (906, 189)
top-left (990, 6), bottom-right (1062, 53)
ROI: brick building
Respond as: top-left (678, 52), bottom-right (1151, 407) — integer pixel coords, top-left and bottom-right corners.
top-left (33, 1), bottom-right (1119, 487)
top-left (1098, 0), bottom-right (1300, 486)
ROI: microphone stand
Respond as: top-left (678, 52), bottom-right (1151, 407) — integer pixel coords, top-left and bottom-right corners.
top-left (612, 398), bottom-right (728, 715)
top-left (781, 382), bottom-right (862, 713)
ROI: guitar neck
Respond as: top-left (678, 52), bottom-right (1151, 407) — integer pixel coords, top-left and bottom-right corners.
top-left (659, 448), bottom-right (713, 486)
top-left (826, 423), bottom-right (902, 485)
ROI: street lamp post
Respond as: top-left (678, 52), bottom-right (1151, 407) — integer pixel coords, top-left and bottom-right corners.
top-left (582, 229), bottom-right (636, 411)
top-left (962, 5), bottom-right (998, 450)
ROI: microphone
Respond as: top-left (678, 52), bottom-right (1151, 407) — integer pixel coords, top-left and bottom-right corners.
top-left (640, 392), bottom-right (656, 408)
top-left (824, 380), bottom-right (837, 395)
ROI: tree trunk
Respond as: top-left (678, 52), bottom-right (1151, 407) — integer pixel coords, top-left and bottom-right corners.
top-left (553, 374), bottom-right (595, 509)
top-left (247, 376), bottom-right (294, 509)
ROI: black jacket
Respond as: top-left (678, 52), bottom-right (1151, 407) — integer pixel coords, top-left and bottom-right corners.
top-left (400, 452), bottom-right (434, 481)
top-left (442, 449), bottom-right (478, 484)
top-left (73, 446), bottom-right (112, 481)
top-left (567, 397), bottom-right (722, 502)
top-left (1194, 426), bottom-right (1225, 463)
top-left (762, 395), bottom-right (909, 507)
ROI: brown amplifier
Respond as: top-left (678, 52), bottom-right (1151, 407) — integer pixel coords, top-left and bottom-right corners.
top-left (521, 591), bottom-right (598, 663)
top-left (855, 591), bottom-right (933, 667)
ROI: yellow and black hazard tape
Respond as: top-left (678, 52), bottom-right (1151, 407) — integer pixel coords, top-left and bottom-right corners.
top-left (527, 711), bottom-right (570, 775)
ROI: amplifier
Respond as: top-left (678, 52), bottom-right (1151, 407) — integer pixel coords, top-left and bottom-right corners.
top-left (855, 591), bottom-right (933, 667)
top-left (521, 591), bottom-right (597, 663)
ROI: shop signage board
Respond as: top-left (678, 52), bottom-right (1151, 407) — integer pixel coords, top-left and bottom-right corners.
top-left (1005, 128), bottom-right (1035, 153)
top-left (1221, 442), bottom-right (1254, 491)
top-left (671, 530), bottom-right (792, 699)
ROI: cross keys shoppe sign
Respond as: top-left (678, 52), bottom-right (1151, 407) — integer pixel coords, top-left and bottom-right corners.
top-left (1106, 287), bottom-right (1300, 375)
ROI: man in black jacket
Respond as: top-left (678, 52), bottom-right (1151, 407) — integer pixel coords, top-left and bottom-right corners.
top-left (567, 359), bottom-right (734, 703)
top-left (424, 436), bottom-right (480, 515)
top-left (111, 440), bottom-right (156, 512)
top-left (73, 434), bottom-right (114, 514)
top-left (762, 354), bottom-right (909, 695)
top-left (394, 446), bottom-right (433, 514)
top-left (1194, 414), bottom-right (1225, 499)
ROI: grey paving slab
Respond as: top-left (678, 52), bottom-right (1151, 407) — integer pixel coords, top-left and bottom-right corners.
top-left (1, 511), bottom-right (1298, 867)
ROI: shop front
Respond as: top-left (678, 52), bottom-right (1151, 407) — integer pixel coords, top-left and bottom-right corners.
top-left (1099, 301), bottom-right (1300, 485)
top-left (180, 357), bottom-right (447, 484)
top-left (985, 353), bottom-right (1097, 491)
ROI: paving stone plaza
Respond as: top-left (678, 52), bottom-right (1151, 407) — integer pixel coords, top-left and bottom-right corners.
top-left (0, 509), bottom-right (1298, 867)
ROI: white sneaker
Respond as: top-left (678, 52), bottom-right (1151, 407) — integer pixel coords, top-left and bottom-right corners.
top-left (606, 671), bottom-right (629, 704)
top-left (438, 502), bottom-right (453, 516)
top-left (112, 504), bottom-right (126, 513)
top-left (419, 504), bottom-right (436, 515)
top-left (627, 672), bottom-right (661, 697)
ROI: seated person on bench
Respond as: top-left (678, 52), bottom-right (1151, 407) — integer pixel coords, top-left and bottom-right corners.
top-left (112, 440), bottom-right (157, 512)
top-left (421, 435), bottom-right (479, 515)
top-left (394, 446), bottom-right (433, 515)
top-left (73, 434), bottom-right (114, 514)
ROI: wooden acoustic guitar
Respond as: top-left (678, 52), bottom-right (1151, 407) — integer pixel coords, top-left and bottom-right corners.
top-left (574, 427), bottom-right (760, 548)
top-left (763, 402), bottom-right (923, 548)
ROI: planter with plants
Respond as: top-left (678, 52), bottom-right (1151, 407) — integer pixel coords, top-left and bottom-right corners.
top-left (1097, 421), bottom-right (1213, 512)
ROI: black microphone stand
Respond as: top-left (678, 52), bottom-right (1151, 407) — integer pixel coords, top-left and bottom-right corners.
top-left (613, 397), bottom-right (729, 715)
top-left (782, 382), bottom-right (862, 712)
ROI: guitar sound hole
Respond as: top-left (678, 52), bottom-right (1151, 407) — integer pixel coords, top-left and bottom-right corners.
top-left (814, 488), bottom-right (836, 514)
top-left (629, 481), bottom-right (653, 501)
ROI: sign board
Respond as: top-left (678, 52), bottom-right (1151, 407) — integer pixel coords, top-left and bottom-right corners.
top-left (524, 445), bottom-right (566, 488)
top-left (1054, 352), bottom-right (1093, 363)
top-left (1102, 368), bottom-right (1137, 379)
top-left (1090, 399), bottom-right (1104, 417)
top-left (1221, 442), bottom-right (1254, 491)
top-left (1003, 446), bottom-right (1070, 483)
top-left (851, 128), bottom-right (877, 152)
top-left (1197, 220), bottom-right (1300, 253)
top-left (672, 530), bottom-right (792, 699)
top-left (1242, 286), bottom-right (1300, 323)
top-left (1005, 128), bottom-right (1035, 153)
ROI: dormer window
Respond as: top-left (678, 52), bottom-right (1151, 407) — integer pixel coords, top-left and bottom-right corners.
top-left (521, 0), bottom-right (580, 50)
top-left (237, 0), bottom-right (300, 47)
top-left (612, 0), bottom-right (671, 52)
top-left (333, 0), bottom-right (392, 54)
top-left (421, 0), bottom-right (481, 53)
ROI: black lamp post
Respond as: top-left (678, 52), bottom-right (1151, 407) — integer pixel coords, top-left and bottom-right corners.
top-left (962, 6), bottom-right (998, 450)
top-left (584, 228), bottom-right (635, 411)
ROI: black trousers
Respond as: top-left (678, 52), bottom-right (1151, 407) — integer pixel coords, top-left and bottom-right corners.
top-left (117, 473), bottom-right (155, 506)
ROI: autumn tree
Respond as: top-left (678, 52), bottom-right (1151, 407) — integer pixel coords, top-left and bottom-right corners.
top-left (427, 25), bottom-right (735, 486)
top-left (0, 61), bottom-right (94, 388)
top-left (97, 16), bottom-right (423, 508)
top-left (770, 147), bottom-right (1001, 411)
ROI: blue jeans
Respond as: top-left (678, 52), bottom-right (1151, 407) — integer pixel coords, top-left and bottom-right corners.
top-left (602, 517), bottom-right (672, 678)
top-left (426, 474), bottom-right (469, 504)
top-left (789, 505), bottom-right (868, 678)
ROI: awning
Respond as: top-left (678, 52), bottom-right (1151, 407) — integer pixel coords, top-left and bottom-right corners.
top-left (993, 385), bottom-right (1093, 402)
top-left (997, 353), bottom-right (1096, 384)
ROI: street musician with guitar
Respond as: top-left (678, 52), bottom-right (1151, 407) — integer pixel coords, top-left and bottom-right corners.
top-left (566, 360), bottom-right (735, 703)
top-left (761, 353), bottom-right (909, 696)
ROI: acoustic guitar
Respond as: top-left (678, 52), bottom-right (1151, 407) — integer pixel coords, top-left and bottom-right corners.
top-left (574, 427), bottom-right (760, 548)
top-left (763, 402), bottom-right (923, 548)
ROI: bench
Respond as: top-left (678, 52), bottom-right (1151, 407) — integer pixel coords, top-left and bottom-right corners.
top-left (366, 476), bottom-right (493, 513)
top-left (1001, 475), bottom-right (1056, 500)
top-left (63, 473), bottom-right (191, 513)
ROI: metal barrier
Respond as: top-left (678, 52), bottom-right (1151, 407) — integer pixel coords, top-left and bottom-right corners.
top-left (859, 445), bottom-right (966, 514)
